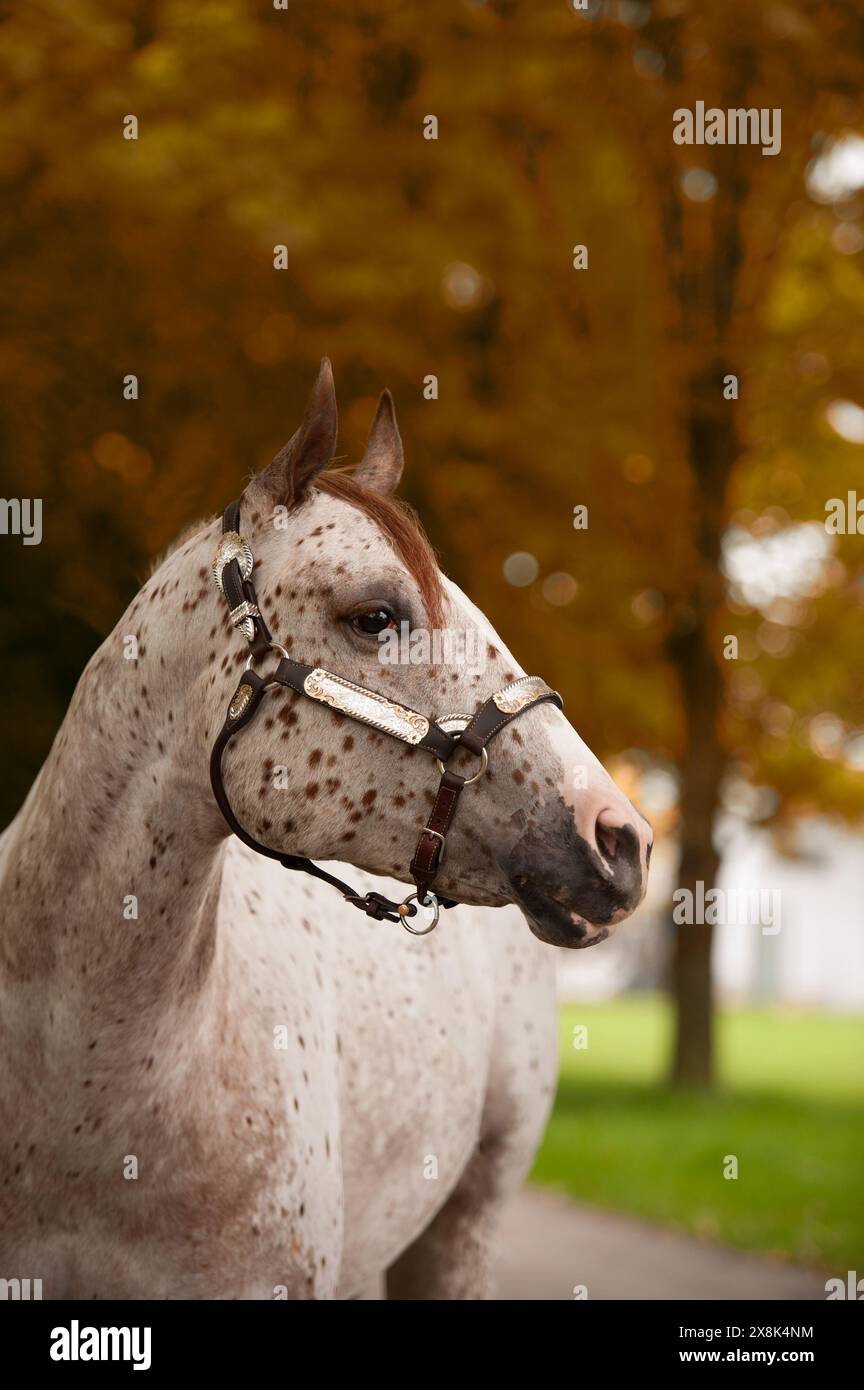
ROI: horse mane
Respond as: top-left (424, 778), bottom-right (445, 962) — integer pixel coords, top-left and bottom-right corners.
top-left (150, 470), bottom-right (446, 628)
top-left (314, 471), bottom-right (446, 628)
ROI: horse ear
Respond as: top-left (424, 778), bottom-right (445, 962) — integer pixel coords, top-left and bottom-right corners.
top-left (248, 358), bottom-right (338, 508)
top-left (353, 390), bottom-right (404, 496)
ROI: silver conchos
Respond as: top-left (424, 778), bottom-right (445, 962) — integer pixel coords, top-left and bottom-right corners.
top-left (228, 682), bottom-right (255, 721)
top-left (212, 531), bottom-right (254, 596)
top-left (227, 598), bottom-right (260, 642)
top-left (303, 669), bottom-right (430, 745)
top-left (492, 676), bottom-right (551, 714)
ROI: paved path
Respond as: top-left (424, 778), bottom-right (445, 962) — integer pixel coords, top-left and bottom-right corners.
top-left (494, 1187), bottom-right (828, 1301)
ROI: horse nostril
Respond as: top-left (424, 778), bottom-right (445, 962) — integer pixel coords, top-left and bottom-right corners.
top-left (595, 820), bottom-right (620, 861)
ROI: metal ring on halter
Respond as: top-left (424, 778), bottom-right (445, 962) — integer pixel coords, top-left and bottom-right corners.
top-left (244, 642), bottom-right (291, 683)
top-left (435, 745), bottom-right (488, 785)
top-left (398, 892), bottom-right (440, 935)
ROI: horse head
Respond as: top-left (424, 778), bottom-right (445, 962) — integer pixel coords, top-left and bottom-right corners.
top-left (202, 360), bottom-right (652, 948)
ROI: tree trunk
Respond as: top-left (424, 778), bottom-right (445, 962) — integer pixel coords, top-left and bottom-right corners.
top-left (667, 624), bottom-right (725, 1087)
top-left (666, 367), bottom-right (736, 1087)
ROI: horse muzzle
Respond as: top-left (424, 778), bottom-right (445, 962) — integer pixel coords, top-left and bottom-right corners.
top-left (503, 812), bottom-right (650, 950)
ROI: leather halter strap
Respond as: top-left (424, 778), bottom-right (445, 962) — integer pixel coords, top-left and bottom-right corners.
top-left (209, 499), bottom-right (563, 929)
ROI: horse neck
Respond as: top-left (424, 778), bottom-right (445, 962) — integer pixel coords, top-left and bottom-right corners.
top-left (0, 522), bottom-right (235, 1035)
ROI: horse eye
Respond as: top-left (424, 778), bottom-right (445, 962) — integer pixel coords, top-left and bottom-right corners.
top-left (350, 608), bottom-right (397, 636)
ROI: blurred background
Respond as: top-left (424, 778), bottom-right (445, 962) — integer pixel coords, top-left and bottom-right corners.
top-left (1, 0), bottom-right (862, 1285)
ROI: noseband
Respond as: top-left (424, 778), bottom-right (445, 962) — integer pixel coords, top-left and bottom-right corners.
top-left (209, 499), bottom-right (563, 934)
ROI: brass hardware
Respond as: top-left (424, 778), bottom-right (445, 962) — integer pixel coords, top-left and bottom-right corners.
top-left (228, 682), bottom-right (255, 721)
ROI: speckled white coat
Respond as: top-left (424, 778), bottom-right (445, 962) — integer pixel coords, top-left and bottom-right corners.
top-left (0, 366), bottom-right (650, 1299)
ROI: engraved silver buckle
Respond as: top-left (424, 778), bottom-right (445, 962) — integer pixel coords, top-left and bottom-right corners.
top-left (228, 599), bottom-right (261, 641)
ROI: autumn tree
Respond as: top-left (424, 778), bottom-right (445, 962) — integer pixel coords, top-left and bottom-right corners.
top-left (1, 0), bottom-right (862, 1087)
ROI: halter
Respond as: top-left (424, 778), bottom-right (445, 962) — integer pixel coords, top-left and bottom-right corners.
top-left (209, 498), bottom-right (563, 934)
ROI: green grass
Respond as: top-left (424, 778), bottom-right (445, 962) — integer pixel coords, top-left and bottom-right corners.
top-left (531, 997), bottom-right (864, 1269)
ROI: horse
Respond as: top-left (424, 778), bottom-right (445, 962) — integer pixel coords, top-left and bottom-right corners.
top-left (0, 360), bottom-right (652, 1300)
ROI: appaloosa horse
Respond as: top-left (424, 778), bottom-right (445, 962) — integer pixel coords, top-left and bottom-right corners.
top-left (0, 361), bottom-right (651, 1299)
